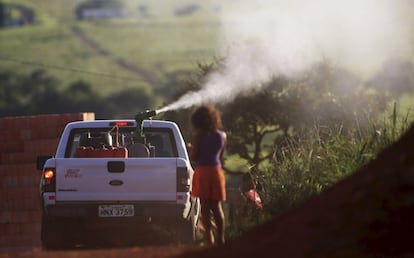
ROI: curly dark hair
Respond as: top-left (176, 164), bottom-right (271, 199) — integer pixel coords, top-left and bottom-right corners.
top-left (191, 104), bottom-right (222, 133)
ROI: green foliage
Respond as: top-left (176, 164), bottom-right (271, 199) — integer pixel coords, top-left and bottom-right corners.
top-left (219, 61), bottom-right (393, 174)
top-left (0, 69), bottom-right (158, 118)
top-left (222, 87), bottom-right (287, 169)
top-left (257, 103), bottom-right (412, 220)
top-left (367, 59), bottom-right (414, 98)
top-left (225, 105), bottom-right (412, 240)
top-left (223, 99), bottom-right (414, 238)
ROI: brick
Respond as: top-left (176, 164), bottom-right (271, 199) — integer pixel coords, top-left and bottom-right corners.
top-left (0, 113), bottom-right (96, 250)
top-left (3, 140), bottom-right (24, 153)
top-left (0, 235), bottom-right (8, 248)
top-left (8, 211), bottom-right (40, 224)
top-left (0, 175), bottom-right (39, 189)
top-left (1, 234), bottom-right (35, 248)
top-left (0, 199), bottom-right (16, 210)
top-left (8, 211), bottom-right (29, 224)
top-left (2, 153), bottom-right (15, 164)
top-left (0, 119), bottom-right (8, 131)
top-left (0, 194), bottom-right (41, 211)
top-left (1, 130), bottom-right (24, 153)
top-left (0, 165), bottom-right (5, 176)
top-left (0, 117), bottom-right (16, 131)
top-left (0, 153), bottom-right (14, 164)
top-left (32, 120), bottom-right (56, 140)
top-left (0, 164), bottom-right (37, 177)
top-left (29, 175), bottom-right (40, 187)
top-left (1, 152), bottom-right (36, 165)
top-left (44, 144), bottom-right (59, 155)
top-left (21, 222), bottom-right (41, 234)
top-left (21, 197), bottom-right (41, 211)
top-left (0, 163), bottom-right (3, 176)
top-left (0, 223), bottom-right (22, 235)
top-left (0, 211), bottom-right (11, 225)
top-left (0, 222), bottom-right (40, 236)
top-left (2, 188), bottom-right (38, 201)
top-left (0, 223), bottom-right (10, 236)
top-left (20, 188), bottom-right (39, 199)
top-left (0, 188), bottom-right (8, 201)
top-left (21, 165), bottom-right (42, 178)
top-left (24, 139), bottom-right (59, 156)
top-left (17, 175), bottom-right (29, 188)
top-left (30, 211), bottom-right (41, 223)
top-left (1, 175), bottom-right (19, 188)
top-left (20, 128), bottom-right (32, 141)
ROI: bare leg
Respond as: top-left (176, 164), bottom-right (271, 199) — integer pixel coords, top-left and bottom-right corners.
top-left (200, 199), bottom-right (214, 245)
top-left (211, 200), bottom-right (225, 245)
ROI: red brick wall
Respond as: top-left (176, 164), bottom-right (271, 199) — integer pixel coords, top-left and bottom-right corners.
top-left (0, 113), bottom-right (95, 249)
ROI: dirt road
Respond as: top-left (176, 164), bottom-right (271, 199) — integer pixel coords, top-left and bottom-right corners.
top-left (70, 25), bottom-right (160, 87)
top-left (0, 245), bottom-right (199, 258)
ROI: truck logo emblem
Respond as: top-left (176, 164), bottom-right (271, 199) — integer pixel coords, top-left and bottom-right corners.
top-left (64, 168), bottom-right (81, 178)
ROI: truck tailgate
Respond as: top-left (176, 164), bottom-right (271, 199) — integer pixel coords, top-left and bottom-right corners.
top-left (55, 158), bottom-right (178, 202)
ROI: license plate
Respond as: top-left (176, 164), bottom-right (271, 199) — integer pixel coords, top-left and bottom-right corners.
top-left (98, 205), bottom-right (134, 217)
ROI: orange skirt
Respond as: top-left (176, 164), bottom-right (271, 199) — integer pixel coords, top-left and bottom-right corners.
top-left (191, 165), bottom-right (226, 201)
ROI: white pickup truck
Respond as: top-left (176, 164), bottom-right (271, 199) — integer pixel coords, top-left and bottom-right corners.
top-left (36, 115), bottom-right (200, 248)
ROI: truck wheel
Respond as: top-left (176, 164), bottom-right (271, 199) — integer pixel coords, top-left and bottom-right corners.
top-left (41, 215), bottom-right (80, 250)
top-left (41, 215), bottom-right (64, 250)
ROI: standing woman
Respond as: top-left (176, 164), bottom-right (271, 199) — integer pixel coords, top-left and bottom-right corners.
top-left (189, 104), bottom-right (227, 245)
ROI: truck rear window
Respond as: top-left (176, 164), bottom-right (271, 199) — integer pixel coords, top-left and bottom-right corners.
top-left (65, 127), bottom-right (178, 158)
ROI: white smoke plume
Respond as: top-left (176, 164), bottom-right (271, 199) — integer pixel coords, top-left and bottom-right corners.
top-left (158, 0), bottom-right (414, 113)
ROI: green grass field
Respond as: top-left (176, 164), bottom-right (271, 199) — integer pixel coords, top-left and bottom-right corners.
top-left (1, 0), bottom-right (413, 109)
top-left (0, 0), bottom-right (223, 98)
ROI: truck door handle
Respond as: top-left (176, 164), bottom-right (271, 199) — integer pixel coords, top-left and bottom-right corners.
top-left (107, 161), bottom-right (125, 173)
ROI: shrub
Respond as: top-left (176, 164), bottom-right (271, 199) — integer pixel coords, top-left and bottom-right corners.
top-left (228, 103), bottom-right (412, 239)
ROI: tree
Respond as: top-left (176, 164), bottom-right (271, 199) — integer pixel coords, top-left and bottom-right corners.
top-left (0, 69), bottom-right (160, 119)
top-left (25, 69), bottom-right (63, 114)
top-left (59, 80), bottom-right (102, 115)
top-left (221, 87), bottom-right (286, 170)
top-left (0, 70), bottom-right (24, 115)
top-left (104, 88), bottom-right (159, 119)
top-left (0, 69), bottom-right (63, 116)
top-left (168, 60), bottom-right (392, 173)
top-left (367, 59), bottom-right (414, 98)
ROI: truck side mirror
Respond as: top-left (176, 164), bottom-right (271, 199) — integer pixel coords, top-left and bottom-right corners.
top-left (36, 156), bottom-right (53, 170)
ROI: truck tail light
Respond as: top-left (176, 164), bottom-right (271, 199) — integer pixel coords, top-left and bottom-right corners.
top-left (109, 121), bottom-right (134, 126)
top-left (44, 169), bottom-right (54, 179)
top-left (42, 168), bottom-right (56, 192)
top-left (176, 167), bottom-right (190, 192)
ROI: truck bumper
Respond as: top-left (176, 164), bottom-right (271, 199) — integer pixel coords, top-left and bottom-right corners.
top-left (44, 201), bottom-right (187, 218)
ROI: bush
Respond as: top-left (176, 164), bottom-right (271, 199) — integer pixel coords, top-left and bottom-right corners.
top-left (228, 103), bottom-right (412, 239)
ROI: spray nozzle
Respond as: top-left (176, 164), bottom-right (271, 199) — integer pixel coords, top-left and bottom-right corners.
top-left (134, 110), bottom-right (159, 143)
top-left (135, 110), bottom-right (158, 122)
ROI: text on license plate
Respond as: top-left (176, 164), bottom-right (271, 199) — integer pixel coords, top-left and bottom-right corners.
top-left (98, 205), bottom-right (134, 217)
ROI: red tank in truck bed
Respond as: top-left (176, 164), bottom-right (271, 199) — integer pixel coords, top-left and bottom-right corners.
top-left (75, 146), bottom-right (128, 158)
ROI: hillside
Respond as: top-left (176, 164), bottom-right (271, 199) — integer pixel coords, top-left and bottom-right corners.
top-left (0, 0), bottom-right (222, 100)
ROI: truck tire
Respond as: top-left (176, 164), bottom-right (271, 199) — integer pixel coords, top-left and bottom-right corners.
top-left (41, 215), bottom-right (64, 249)
top-left (41, 215), bottom-right (80, 250)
